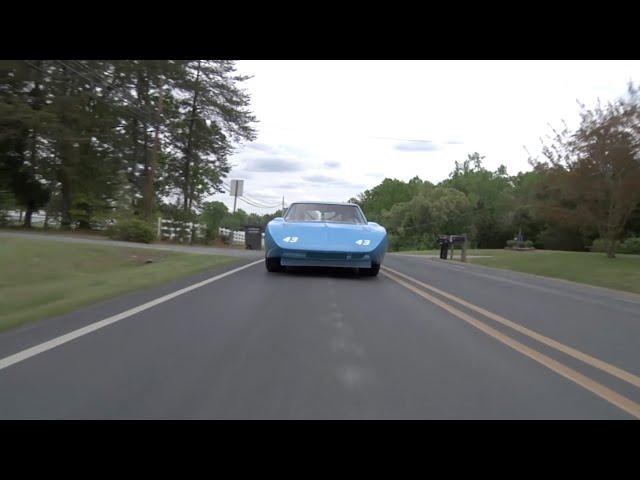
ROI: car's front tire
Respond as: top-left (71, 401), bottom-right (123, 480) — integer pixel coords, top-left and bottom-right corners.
top-left (265, 257), bottom-right (282, 272)
top-left (359, 263), bottom-right (380, 277)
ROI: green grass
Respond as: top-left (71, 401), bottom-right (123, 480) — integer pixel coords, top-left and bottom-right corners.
top-left (0, 237), bottom-right (240, 332)
top-left (396, 248), bottom-right (640, 295)
top-left (398, 248), bottom-right (500, 257)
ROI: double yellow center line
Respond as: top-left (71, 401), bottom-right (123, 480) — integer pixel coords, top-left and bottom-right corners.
top-left (382, 265), bottom-right (640, 419)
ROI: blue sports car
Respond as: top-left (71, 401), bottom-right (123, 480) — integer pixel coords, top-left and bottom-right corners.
top-left (264, 202), bottom-right (388, 276)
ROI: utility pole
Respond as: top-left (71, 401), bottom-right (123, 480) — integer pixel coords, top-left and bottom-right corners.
top-left (229, 179), bottom-right (243, 214)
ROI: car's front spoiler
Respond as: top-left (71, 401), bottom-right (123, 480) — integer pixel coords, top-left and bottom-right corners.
top-left (280, 257), bottom-right (372, 268)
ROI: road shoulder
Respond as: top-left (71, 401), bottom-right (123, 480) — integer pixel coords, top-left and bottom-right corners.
top-left (0, 258), bottom-right (262, 360)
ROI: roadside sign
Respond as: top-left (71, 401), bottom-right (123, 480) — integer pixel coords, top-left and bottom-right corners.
top-left (229, 179), bottom-right (244, 197)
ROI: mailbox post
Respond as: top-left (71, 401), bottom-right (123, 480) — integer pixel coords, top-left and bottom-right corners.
top-left (461, 234), bottom-right (468, 263)
top-left (244, 225), bottom-right (263, 250)
top-left (438, 234), bottom-right (467, 261)
top-left (438, 235), bottom-right (449, 259)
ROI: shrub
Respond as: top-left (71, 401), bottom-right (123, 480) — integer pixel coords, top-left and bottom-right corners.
top-left (107, 218), bottom-right (155, 244)
top-left (589, 237), bottom-right (640, 254)
top-left (620, 237), bottom-right (640, 254)
top-left (589, 238), bottom-right (609, 253)
top-left (506, 239), bottom-right (534, 249)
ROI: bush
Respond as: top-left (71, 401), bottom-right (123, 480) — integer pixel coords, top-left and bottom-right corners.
top-left (506, 239), bottom-right (534, 249)
top-left (620, 237), bottom-right (640, 254)
top-left (107, 218), bottom-right (156, 244)
top-left (589, 237), bottom-right (640, 254)
top-left (220, 231), bottom-right (232, 245)
top-left (589, 238), bottom-right (612, 253)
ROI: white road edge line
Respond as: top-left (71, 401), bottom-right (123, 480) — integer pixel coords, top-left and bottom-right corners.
top-left (0, 259), bottom-right (264, 372)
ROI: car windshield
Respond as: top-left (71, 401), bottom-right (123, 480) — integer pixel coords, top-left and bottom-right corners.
top-left (284, 203), bottom-right (366, 224)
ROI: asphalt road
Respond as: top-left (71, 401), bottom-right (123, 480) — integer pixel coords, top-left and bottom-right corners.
top-left (1, 251), bottom-right (639, 419)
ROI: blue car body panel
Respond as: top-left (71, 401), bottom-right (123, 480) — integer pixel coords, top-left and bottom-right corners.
top-left (264, 204), bottom-right (388, 269)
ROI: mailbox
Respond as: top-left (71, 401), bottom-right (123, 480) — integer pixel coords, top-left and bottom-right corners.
top-left (244, 225), bottom-right (263, 250)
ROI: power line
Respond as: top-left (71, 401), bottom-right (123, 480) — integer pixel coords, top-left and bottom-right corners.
top-left (237, 196), bottom-right (281, 210)
top-left (219, 182), bottom-right (282, 209)
top-left (54, 60), bottom-right (95, 86)
top-left (23, 60), bottom-right (48, 76)
top-left (220, 181), bottom-right (281, 208)
top-left (24, 59), bottom-right (166, 141)
top-left (61, 60), bottom-right (159, 126)
top-left (241, 195), bottom-right (281, 208)
top-left (241, 196), bottom-right (281, 208)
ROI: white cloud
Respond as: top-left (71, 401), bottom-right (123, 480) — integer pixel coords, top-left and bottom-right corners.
top-left (213, 60), bottom-right (639, 214)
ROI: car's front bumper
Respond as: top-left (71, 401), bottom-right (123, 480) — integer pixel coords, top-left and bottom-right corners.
top-left (280, 251), bottom-right (372, 268)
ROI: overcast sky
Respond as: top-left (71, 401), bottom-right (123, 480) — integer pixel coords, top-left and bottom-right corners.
top-left (212, 60), bottom-right (639, 214)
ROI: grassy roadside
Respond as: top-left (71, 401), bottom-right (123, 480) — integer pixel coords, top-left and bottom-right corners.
top-left (0, 227), bottom-right (249, 249)
top-left (395, 248), bottom-right (640, 295)
top-left (0, 237), bottom-right (241, 332)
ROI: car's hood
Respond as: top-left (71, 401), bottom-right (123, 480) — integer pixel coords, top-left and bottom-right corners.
top-left (267, 220), bottom-right (386, 252)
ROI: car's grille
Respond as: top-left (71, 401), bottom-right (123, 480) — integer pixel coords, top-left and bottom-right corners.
top-left (306, 252), bottom-right (347, 261)
top-left (304, 252), bottom-right (367, 260)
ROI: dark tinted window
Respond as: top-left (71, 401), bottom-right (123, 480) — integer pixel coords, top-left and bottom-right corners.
top-left (284, 204), bottom-right (366, 224)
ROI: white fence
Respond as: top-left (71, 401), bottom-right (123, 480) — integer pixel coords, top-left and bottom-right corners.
top-left (218, 227), bottom-right (265, 248)
top-left (218, 227), bottom-right (245, 244)
top-left (4, 210), bottom-right (264, 247)
top-left (158, 221), bottom-right (263, 247)
top-left (157, 218), bottom-right (207, 243)
top-left (3, 210), bottom-right (60, 227)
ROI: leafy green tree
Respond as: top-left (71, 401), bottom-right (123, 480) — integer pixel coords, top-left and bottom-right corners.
top-left (441, 153), bottom-right (514, 247)
top-left (0, 61), bottom-right (52, 227)
top-left (23, 60), bottom-right (126, 229)
top-left (164, 61), bottom-right (256, 213)
top-left (220, 208), bottom-right (248, 231)
top-left (107, 60), bottom-right (169, 215)
top-left (535, 84), bottom-right (640, 258)
top-left (509, 169), bottom-right (546, 242)
top-left (200, 200), bottom-right (229, 238)
top-left (382, 187), bottom-right (472, 251)
top-left (1, 60), bottom-right (258, 231)
top-left (353, 176), bottom-right (427, 223)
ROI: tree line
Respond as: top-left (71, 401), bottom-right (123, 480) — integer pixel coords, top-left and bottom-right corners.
top-left (0, 60), bottom-right (256, 230)
top-left (2, 63), bottom-right (639, 257)
top-left (351, 85), bottom-right (640, 258)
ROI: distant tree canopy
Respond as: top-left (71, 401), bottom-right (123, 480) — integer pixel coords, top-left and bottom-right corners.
top-left (0, 60), bottom-right (256, 229)
top-left (350, 176), bottom-right (427, 223)
top-left (535, 84), bottom-right (640, 258)
top-left (382, 186), bottom-right (472, 251)
top-left (350, 85), bottom-right (640, 257)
